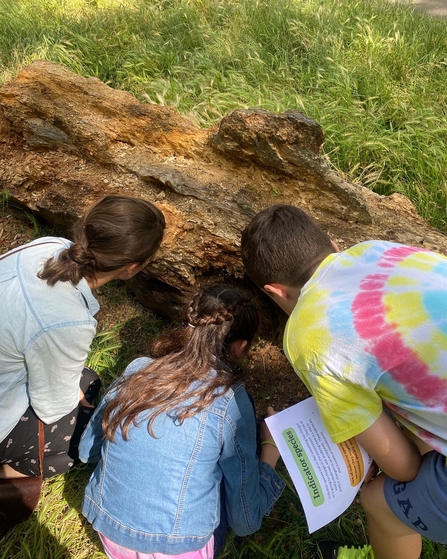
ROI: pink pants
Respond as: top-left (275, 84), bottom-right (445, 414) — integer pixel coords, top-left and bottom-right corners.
top-left (99, 533), bottom-right (215, 559)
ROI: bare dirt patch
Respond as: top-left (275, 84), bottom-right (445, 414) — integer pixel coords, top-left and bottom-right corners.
top-left (0, 203), bottom-right (38, 251)
top-left (244, 341), bottom-right (310, 414)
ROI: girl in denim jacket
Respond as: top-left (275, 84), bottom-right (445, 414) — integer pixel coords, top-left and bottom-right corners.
top-left (80, 284), bottom-right (285, 559)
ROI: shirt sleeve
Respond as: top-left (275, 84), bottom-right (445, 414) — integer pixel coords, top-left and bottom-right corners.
top-left (25, 322), bottom-right (96, 424)
top-left (304, 370), bottom-right (383, 443)
top-left (218, 385), bottom-right (285, 536)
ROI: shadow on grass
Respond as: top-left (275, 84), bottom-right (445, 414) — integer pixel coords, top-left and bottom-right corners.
top-left (0, 504), bottom-right (70, 559)
top-left (61, 463), bottom-right (106, 558)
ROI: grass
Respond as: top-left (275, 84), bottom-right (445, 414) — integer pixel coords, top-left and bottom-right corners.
top-left (2, 456), bottom-right (447, 558)
top-left (1, 299), bottom-right (447, 559)
top-left (1, 0), bottom-right (447, 557)
top-left (0, 457), bottom-right (374, 559)
top-left (1, 0), bottom-right (447, 229)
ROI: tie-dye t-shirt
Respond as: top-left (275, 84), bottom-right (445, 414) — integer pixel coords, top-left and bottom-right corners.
top-left (284, 240), bottom-right (447, 456)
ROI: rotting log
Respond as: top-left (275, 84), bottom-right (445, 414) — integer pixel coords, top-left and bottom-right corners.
top-left (1, 61), bottom-right (446, 319)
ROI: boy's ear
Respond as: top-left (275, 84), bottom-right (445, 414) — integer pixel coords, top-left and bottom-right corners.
top-left (264, 283), bottom-right (301, 315)
top-left (331, 240), bottom-right (340, 253)
top-left (264, 283), bottom-right (290, 301)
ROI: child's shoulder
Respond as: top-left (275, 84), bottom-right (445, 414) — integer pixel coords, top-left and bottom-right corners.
top-left (209, 380), bottom-right (250, 413)
top-left (123, 356), bottom-right (152, 376)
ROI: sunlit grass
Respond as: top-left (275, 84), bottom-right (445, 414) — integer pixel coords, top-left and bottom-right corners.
top-left (1, 0), bottom-right (447, 557)
top-left (1, 0), bottom-right (447, 229)
top-left (2, 315), bottom-right (446, 557)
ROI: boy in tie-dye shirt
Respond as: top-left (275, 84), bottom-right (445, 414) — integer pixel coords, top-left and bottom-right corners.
top-left (241, 205), bottom-right (447, 559)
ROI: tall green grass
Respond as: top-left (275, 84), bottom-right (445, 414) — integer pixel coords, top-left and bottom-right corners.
top-left (1, 0), bottom-right (447, 229)
top-left (1, 1), bottom-right (447, 557)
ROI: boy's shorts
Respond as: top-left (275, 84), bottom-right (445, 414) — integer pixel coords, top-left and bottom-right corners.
top-left (384, 450), bottom-right (447, 543)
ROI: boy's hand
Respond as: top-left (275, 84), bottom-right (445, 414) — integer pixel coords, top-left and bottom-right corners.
top-left (363, 461), bottom-right (379, 484)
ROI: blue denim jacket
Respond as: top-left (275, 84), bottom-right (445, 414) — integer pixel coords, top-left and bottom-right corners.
top-left (79, 357), bottom-right (285, 554)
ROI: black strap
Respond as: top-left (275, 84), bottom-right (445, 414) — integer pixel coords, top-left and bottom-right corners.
top-left (37, 421), bottom-right (45, 476)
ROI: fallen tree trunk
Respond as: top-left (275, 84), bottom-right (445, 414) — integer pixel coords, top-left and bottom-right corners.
top-left (1, 61), bottom-right (446, 318)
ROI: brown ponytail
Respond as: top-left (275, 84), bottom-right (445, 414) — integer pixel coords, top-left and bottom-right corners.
top-left (38, 195), bottom-right (165, 286)
top-left (103, 284), bottom-right (260, 441)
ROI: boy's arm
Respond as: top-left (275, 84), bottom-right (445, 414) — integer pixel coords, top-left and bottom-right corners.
top-left (355, 410), bottom-right (422, 482)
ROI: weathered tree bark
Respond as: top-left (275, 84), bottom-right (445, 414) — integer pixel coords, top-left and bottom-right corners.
top-left (1, 61), bottom-right (446, 318)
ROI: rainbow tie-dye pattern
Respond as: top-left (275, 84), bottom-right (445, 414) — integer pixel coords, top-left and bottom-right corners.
top-left (284, 241), bottom-right (447, 455)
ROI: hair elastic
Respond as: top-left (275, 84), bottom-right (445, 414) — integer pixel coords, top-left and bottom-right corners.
top-left (67, 251), bottom-right (83, 266)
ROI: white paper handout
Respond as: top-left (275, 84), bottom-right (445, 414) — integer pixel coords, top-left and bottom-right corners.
top-left (265, 397), bottom-right (373, 533)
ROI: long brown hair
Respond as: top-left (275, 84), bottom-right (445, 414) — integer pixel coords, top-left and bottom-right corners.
top-left (38, 195), bottom-right (165, 286)
top-left (103, 284), bottom-right (260, 441)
